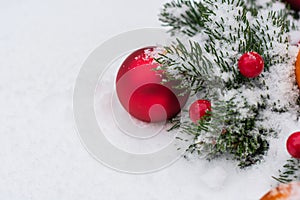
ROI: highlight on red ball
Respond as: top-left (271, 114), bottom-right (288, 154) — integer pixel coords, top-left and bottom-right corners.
top-left (238, 51), bottom-right (264, 78)
top-left (115, 46), bottom-right (189, 123)
top-left (286, 131), bottom-right (300, 159)
top-left (189, 99), bottom-right (211, 124)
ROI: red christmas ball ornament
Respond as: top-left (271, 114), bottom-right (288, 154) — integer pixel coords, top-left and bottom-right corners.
top-left (286, 131), bottom-right (300, 158)
top-left (189, 99), bottom-right (211, 124)
top-left (116, 46), bottom-right (189, 123)
top-left (283, 0), bottom-right (300, 11)
top-left (238, 52), bottom-right (264, 78)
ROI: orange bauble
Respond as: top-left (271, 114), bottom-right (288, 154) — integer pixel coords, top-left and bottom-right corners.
top-left (260, 182), bottom-right (300, 200)
top-left (295, 50), bottom-right (300, 89)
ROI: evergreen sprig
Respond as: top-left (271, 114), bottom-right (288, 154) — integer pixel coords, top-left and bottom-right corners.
top-left (160, 0), bottom-right (214, 36)
top-left (178, 98), bottom-right (273, 168)
top-left (156, 39), bottom-right (221, 94)
top-left (158, 0), bottom-right (297, 168)
top-left (157, 37), bottom-right (275, 167)
top-left (160, 0), bottom-right (292, 89)
top-left (273, 158), bottom-right (300, 183)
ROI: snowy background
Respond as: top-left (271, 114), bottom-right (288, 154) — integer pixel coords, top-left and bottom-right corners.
top-left (0, 0), bottom-right (298, 199)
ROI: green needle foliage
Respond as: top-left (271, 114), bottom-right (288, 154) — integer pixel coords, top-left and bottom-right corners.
top-left (157, 0), bottom-right (299, 168)
top-left (160, 0), bottom-right (213, 36)
top-left (273, 158), bottom-right (300, 183)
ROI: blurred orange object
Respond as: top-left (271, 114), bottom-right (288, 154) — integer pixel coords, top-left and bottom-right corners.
top-left (260, 182), bottom-right (300, 200)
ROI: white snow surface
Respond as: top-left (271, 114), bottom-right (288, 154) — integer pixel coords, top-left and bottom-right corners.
top-left (1, 0), bottom-right (300, 200)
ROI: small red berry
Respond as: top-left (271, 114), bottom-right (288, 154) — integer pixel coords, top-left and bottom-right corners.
top-left (238, 52), bottom-right (264, 78)
top-left (189, 99), bottom-right (211, 124)
top-left (286, 132), bottom-right (300, 159)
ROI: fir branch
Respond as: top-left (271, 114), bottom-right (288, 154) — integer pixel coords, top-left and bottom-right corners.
top-left (183, 96), bottom-right (273, 168)
top-left (212, 124), bottom-right (271, 168)
top-left (156, 36), bottom-right (274, 167)
top-left (273, 158), bottom-right (300, 183)
top-left (158, 0), bottom-right (298, 168)
top-left (160, 0), bottom-right (292, 86)
top-left (212, 94), bottom-right (273, 167)
top-left (156, 39), bottom-right (222, 94)
top-left (159, 0), bottom-right (214, 36)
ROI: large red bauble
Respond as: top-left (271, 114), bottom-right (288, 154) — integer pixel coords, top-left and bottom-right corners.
top-left (189, 99), bottom-right (211, 124)
top-left (238, 52), bottom-right (264, 78)
top-left (283, 0), bottom-right (300, 11)
top-left (286, 131), bottom-right (300, 158)
top-left (116, 46), bottom-right (189, 123)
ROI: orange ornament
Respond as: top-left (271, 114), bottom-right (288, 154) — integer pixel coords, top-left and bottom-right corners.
top-left (260, 182), bottom-right (300, 200)
top-left (295, 50), bottom-right (300, 89)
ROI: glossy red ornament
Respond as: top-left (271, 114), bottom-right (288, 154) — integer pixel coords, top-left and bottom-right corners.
top-left (283, 0), bottom-right (300, 11)
top-left (189, 99), bottom-right (211, 124)
top-left (238, 52), bottom-right (264, 78)
top-left (116, 46), bottom-right (189, 123)
top-left (286, 132), bottom-right (300, 158)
